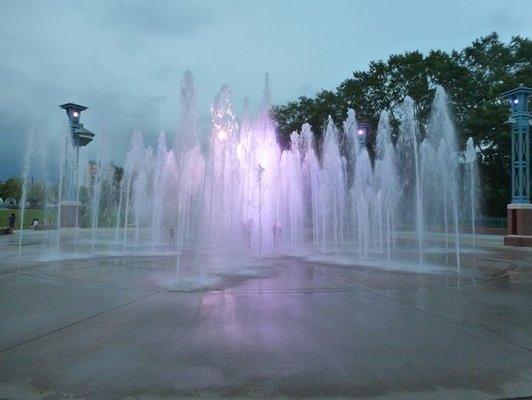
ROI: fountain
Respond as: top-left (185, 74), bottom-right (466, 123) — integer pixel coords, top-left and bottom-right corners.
top-left (15, 72), bottom-right (480, 286)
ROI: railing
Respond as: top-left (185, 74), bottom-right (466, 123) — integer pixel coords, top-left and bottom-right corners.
top-left (397, 217), bottom-right (508, 235)
top-left (471, 217), bottom-right (507, 229)
top-left (456, 217), bottom-right (507, 235)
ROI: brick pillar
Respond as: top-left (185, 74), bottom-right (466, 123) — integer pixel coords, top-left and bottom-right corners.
top-left (504, 203), bottom-right (532, 246)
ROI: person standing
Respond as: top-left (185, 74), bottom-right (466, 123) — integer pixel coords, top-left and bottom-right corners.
top-left (8, 213), bottom-right (16, 233)
top-left (169, 227), bottom-right (176, 246)
top-left (272, 220), bottom-right (281, 253)
top-left (243, 218), bottom-right (254, 252)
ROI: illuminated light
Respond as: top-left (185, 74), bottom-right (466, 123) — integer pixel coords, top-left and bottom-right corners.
top-left (217, 130), bottom-right (227, 141)
top-left (513, 98), bottom-right (519, 104)
top-left (73, 111), bottom-right (79, 118)
top-left (357, 129), bottom-right (365, 136)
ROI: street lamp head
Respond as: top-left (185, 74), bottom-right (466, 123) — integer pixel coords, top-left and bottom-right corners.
top-left (59, 103), bottom-right (88, 124)
top-left (73, 126), bottom-right (95, 147)
top-left (500, 87), bottom-right (532, 116)
top-left (60, 102), bottom-right (94, 146)
top-left (356, 122), bottom-right (371, 147)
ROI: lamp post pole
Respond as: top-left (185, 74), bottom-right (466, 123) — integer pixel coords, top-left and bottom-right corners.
top-left (59, 103), bottom-right (95, 228)
top-left (501, 86), bottom-right (532, 246)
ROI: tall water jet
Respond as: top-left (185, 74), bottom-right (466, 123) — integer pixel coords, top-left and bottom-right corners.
top-left (122, 131), bottom-right (144, 252)
top-left (176, 70), bottom-right (198, 152)
top-left (115, 179), bottom-right (124, 241)
top-left (89, 135), bottom-right (110, 254)
top-left (177, 144), bottom-right (204, 277)
top-left (17, 126), bottom-right (35, 258)
top-left (320, 117), bottom-right (347, 254)
top-left (300, 123), bottom-right (321, 253)
top-left (133, 148), bottom-right (152, 244)
top-left (279, 132), bottom-right (305, 251)
top-left (204, 84), bottom-right (240, 254)
top-left (374, 111), bottom-right (399, 261)
top-left (352, 148), bottom-right (372, 257)
top-left (150, 133), bottom-right (169, 249)
top-left (427, 86), bottom-right (461, 271)
top-left (464, 137), bottom-right (479, 251)
top-left (56, 126), bottom-right (68, 251)
top-left (397, 96), bottom-right (424, 265)
top-left (343, 108), bottom-right (358, 242)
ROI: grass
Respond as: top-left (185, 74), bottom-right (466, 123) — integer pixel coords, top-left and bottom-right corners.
top-left (0, 209), bottom-right (55, 229)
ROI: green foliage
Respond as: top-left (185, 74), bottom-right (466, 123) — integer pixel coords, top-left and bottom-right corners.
top-left (0, 178), bottom-right (59, 207)
top-left (272, 33), bottom-right (532, 217)
top-left (27, 182), bottom-right (47, 206)
top-left (0, 177), bottom-right (22, 201)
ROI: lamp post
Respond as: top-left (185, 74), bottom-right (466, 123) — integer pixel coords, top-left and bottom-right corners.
top-left (357, 122), bottom-right (371, 148)
top-left (501, 86), bottom-right (532, 246)
top-left (58, 103), bottom-right (95, 228)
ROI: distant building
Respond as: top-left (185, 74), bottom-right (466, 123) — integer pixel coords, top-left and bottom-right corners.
top-left (4, 198), bottom-right (17, 207)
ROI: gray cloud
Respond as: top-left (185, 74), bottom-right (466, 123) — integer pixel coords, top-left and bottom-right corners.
top-left (91, 0), bottom-right (215, 37)
top-left (0, 0), bottom-right (530, 180)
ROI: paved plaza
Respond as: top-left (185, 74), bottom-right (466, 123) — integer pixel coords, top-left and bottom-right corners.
top-left (0, 231), bottom-right (531, 399)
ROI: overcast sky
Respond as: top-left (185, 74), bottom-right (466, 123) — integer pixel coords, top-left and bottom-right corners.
top-left (1, 0), bottom-right (530, 179)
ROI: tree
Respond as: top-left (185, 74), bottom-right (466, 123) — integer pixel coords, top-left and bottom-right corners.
top-left (272, 33), bottom-right (531, 217)
top-left (0, 177), bottom-right (22, 201)
top-left (27, 182), bottom-right (46, 207)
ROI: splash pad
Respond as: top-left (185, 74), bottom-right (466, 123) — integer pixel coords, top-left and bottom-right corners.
top-left (15, 73), bottom-right (480, 288)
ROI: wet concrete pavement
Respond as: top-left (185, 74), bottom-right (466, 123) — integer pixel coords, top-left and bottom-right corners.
top-left (0, 236), bottom-right (531, 399)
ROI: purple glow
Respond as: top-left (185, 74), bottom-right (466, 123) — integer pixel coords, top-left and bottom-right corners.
top-left (26, 74), bottom-right (475, 286)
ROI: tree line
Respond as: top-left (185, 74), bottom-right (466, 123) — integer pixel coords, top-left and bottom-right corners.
top-left (0, 164), bottom-right (123, 209)
top-left (271, 33), bottom-right (531, 217)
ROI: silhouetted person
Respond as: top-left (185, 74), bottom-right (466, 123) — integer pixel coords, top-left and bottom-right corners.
top-left (8, 213), bottom-right (16, 232)
top-left (169, 227), bottom-right (176, 246)
top-left (243, 218), bottom-right (254, 252)
top-left (272, 220), bottom-right (281, 252)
